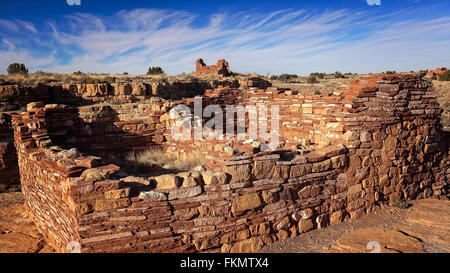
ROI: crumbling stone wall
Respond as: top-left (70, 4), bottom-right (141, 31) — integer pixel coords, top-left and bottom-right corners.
top-left (0, 80), bottom-right (238, 188)
top-left (13, 109), bottom-right (349, 252)
top-left (0, 80), bottom-right (238, 110)
top-left (0, 84), bottom-right (50, 112)
top-left (12, 73), bottom-right (449, 253)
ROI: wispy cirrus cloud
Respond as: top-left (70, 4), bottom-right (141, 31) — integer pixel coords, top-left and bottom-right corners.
top-left (0, 7), bottom-right (449, 75)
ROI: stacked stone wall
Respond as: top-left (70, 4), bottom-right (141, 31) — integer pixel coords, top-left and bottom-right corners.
top-left (12, 73), bottom-right (449, 252)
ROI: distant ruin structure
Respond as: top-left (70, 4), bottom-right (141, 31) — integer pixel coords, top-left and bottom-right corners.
top-left (193, 59), bottom-right (232, 77)
top-left (426, 67), bottom-right (448, 78)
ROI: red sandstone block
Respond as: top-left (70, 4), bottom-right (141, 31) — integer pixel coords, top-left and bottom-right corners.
top-left (94, 180), bottom-right (122, 191)
top-left (70, 180), bottom-right (95, 196)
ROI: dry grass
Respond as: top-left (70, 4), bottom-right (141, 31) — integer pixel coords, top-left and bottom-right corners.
top-left (271, 76), bottom-right (357, 94)
top-left (0, 72), bottom-right (183, 86)
top-left (0, 71), bottom-right (250, 86)
top-left (124, 148), bottom-right (206, 174)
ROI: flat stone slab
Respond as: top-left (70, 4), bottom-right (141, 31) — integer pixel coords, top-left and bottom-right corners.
top-left (406, 199), bottom-right (449, 229)
top-left (0, 192), bottom-right (54, 253)
top-left (396, 199), bottom-right (450, 252)
top-left (327, 228), bottom-right (424, 253)
top-left (325, 199), bottom-right (450, 253)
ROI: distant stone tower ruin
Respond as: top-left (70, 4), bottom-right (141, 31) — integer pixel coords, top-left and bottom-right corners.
top-left (426, 67), bottom-right (447, 78)
top-left (193, 58), bottom-right (232, 77)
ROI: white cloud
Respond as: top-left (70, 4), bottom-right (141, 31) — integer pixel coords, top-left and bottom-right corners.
top-left (0, 8), bottom-right (449, 75)
top-left (0, 19), bottom-right (20, 33)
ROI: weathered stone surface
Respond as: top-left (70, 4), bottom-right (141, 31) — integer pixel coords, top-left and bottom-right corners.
top-left (155, 174), bottom-right (181, 190)
top-left (407, 199), bottom-right (449, 229)
top-left (104, 188), bottom-right (130, 199)
top-left (311, 159), bottom-right (331, 173)
top-left (383, 136), bottom-right (398, 152)
top-left (330, 228), bottom-right (424, 253)
top-left (396, 199), bottom-right (450, 251)
top-left (224, 164), bottom-right (252, 183)
top-left (168, 185), bottom-right (202, 200)
top-left (231, 193), bottom-right (262, 213)
top-left (360, 131), bottom-right (372, 143)
top-left (80, 169), bottom-right (108, 182)
top-left (95, 198), bottom-right (130, 211)
top-left (177, 172), bottom-right (201, 187)
top-left (230, 237), bottom-right (264, 253)
top-left (347, 184), bottom-right (363, 196)
top-left (253, 160), bottom-right (275, 179)
top-left (138, 191), bottom-right (167, 202)
top-left (331, 154), bottom-right (346, 169)
top-left (330, 210), bottom-right (345, 224)
top-left (202, 171), bottom-right (228, 185)
top-left (298, 219), bottom-right (314, 233)
top-left (290, 164), bottom-right (312, 178)
top-left (26, 102), bottom-right (45, 112)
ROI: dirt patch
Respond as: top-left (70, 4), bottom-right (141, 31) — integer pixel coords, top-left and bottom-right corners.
top-left (260, 202), bottom-right (416, 253)
top-left (271, 77), bottom-right (352, 94)
top-left (0, 192), bottom-right (54, 253)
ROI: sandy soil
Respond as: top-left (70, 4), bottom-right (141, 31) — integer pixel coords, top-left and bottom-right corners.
top-left (260, 201), bottom-right (447, 253)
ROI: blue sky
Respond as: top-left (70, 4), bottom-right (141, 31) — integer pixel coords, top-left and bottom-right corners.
top-left (0, 0), bottom-right (449, 75)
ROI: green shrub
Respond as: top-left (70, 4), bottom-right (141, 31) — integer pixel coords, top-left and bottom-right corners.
top-left (334, 71), bottom-right (344, 78)
top-left (393, 201), bottom-right (410, 209)
top-left (439, 70), bottom-right (450, 81)
top-left (147, 66), bottom-right (164, 75)
top-left (310, 72), bottom-right (326, 79)
top-left (277, 73), bottom-right (297, 82)
top-left (307, 76), bottom-right (318, 84)
top-left (386, 70), bottom-right (396, 75)
top-left (314, 90), bottom-right (321, 95)
top-left (7, 63), bottom-right (28, 75)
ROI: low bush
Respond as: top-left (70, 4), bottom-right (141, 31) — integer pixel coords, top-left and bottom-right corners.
top-left (334, 71), bottom-right (344, 78)
top-left (147, 66), bottom-right (164, 75)
top-left (310, 72), bottom-right (326, 79)
top-left (393, 201), bottom-right (410, 209)
top-left (307, 76), bottom-right (319, 84)
top-left (7, 63), bottom-right (28, 75)
top-left (439, 70), bottom-right (450, 81)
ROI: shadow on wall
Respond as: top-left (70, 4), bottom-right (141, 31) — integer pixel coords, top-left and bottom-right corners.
top-left (44, 104), bottom-right (175, 177)
top-left (0, 113), bottom-right (19, 192)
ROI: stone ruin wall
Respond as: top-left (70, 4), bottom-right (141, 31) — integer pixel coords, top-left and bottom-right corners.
top-left (426, 67), bottom-right (447, 78)
top-left (193, 59), bottom-right (232, 77)
top-left (0, 79), bottom-right (239, 108)
top-left (0, 79), bottom-right (241, 190)
top-left (10, 73), bottom-right (450, 252)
